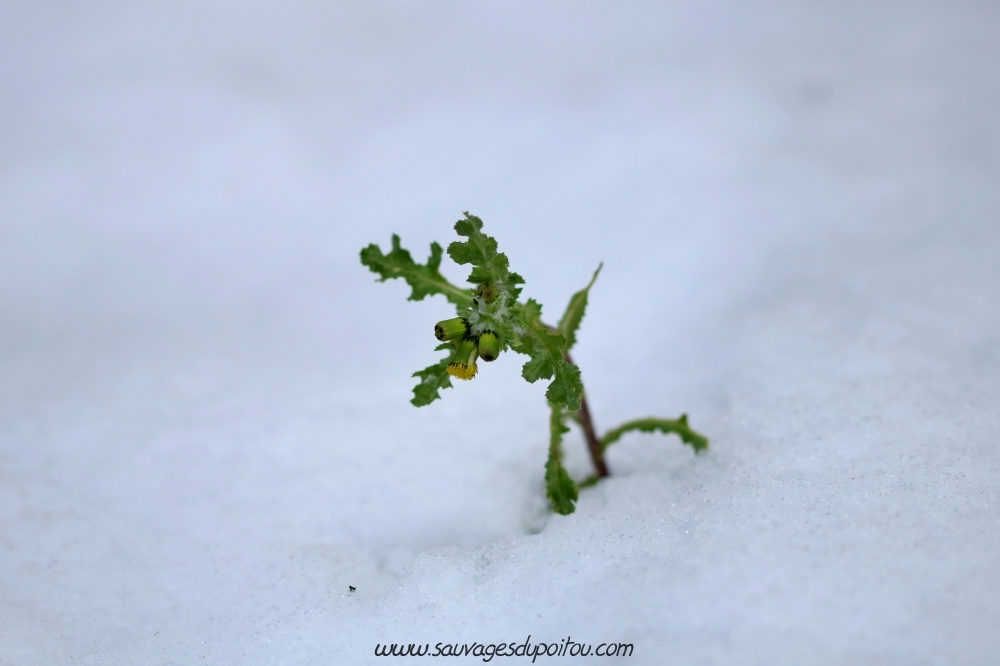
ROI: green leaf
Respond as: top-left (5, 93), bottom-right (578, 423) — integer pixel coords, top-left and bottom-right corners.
top-left (545, 406), bottom-right (578, 515)
top-left (600, 414), bottom-right (709, 453)
top-left (360, 234), bottom-right (473, 307)
top-left (520, 297), bottom-right (543, 326)
top-left (519, 325), bottom-right (562, 382)
top-left (447, 213), bottom-right (524, 300)
top-left (517, 317), bottom-right (583, 412)
top-left (546, 453), bottom-right (577, 515)
top-left (448, 214), bottom-right (499, 274)
top-left (410, 355), bottom-right (453, 407)
top-left (558, 263), bottom-right (602, 351)
top-left (545, 362), bottom-right (583, 412)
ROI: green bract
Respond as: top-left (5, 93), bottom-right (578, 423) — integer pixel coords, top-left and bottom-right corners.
top-left (361, 213), bottom-right (708, 514)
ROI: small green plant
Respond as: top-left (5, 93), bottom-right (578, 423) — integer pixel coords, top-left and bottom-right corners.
top-left (361, 213), bottom-right (708, 514)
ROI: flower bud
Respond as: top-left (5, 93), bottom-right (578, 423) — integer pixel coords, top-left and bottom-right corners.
top-left (434, 317), bottom-right (468, 342)
top-left (476, 284), bottom-right (499, 303)
top-left (446, 338), bottom-right (479, 380)
top-left (478, 331), bottom-right (499, 362)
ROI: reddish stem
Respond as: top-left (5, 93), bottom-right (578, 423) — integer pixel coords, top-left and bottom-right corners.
top-left (564, 352), bottom-right (610, 478)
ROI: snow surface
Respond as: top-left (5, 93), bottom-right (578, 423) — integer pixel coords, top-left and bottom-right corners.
top-left (2, 1), bottom-right (999, 664)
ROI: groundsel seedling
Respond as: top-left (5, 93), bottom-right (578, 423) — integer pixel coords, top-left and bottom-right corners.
top-left (360, 214), bottom-right (708, 514)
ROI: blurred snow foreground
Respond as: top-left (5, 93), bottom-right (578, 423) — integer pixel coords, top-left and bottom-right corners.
top-left (1, 1), bottom-right (999, 664)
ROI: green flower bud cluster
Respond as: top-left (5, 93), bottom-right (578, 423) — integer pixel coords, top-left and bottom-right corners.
top-left (434, 318), bottom-right (501, 381)
top-left (476, 283), bottom-right (499, 303)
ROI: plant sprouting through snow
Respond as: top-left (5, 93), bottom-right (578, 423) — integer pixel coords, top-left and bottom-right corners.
top-left (361, 214), bottom-right (707, 514)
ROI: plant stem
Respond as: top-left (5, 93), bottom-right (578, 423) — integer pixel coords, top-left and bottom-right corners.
top-left (564, 351), bottom-right (610, 479)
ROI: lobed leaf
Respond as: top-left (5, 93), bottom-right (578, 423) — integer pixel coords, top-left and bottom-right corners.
top-left (447, 213), bottom-right (524, 300)
top-left (600, 414), bottom-right (709, 453)
top-left (360, 234), bottom-right (473, 307)
top-left (558, 263), bottom-right (602, 351)
top-left (545, 406), bottom-right (578, 515)
top-left (410, 355), bottom-right (454, 407)
top-left (545, 362), bottom-right (583, 412)
top-left (519, 326), bottom-right (563, 383)
top-left (518, 322), bottom-right (583, 412)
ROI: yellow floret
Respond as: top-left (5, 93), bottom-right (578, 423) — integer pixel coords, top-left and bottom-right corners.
top-left (446, 362), bottom-right (478, 381)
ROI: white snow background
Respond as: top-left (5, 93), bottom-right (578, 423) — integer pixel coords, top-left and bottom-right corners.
top-left (2, 1), bottom-right (999, 664)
